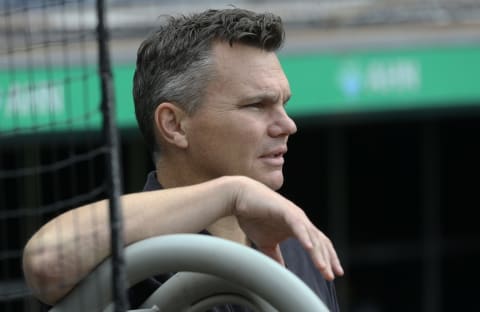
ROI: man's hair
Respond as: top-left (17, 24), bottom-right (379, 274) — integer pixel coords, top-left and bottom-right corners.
top-left (133, 8), bottom-right (285, 158)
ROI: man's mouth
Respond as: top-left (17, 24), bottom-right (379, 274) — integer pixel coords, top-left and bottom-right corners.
top-left (260, 147), bottom-right (287, 166)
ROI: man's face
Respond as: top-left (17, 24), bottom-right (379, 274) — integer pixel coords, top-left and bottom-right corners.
top-left (183, 42), bottom-right (297, 190)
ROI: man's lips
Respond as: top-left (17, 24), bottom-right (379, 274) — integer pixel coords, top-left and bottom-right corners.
top-left (261, 146), bottom-right (288, 158)
top-left (259, 147), bottom-right (287, 166)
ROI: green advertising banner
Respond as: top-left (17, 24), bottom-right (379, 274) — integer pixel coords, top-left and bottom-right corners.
top-left (283, 44), bottom-right (480, 116)
top-left (1, 44), bottom-right (479, 134)
top-left (0, 67), bottom-right (102, 133)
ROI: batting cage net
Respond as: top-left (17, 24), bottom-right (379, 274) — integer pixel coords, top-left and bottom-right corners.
top-left (0, 0), bottom-right (124, 311)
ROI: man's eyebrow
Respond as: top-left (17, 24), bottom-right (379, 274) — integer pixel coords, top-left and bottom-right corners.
top-left (242, 92), bottom-right (291, 104)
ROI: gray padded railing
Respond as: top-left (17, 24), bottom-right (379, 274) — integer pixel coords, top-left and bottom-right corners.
top-left (49, 234), bottom-right (329, 312)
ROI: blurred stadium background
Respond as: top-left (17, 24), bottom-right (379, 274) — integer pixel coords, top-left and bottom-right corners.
top-left (1, 0), bottom-right (479, 311)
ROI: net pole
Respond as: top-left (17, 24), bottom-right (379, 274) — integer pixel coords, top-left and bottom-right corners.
top-left (95, 0), bottom-right (129, 311)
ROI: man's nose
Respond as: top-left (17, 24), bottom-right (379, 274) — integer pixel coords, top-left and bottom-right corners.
top-left (268, 107), bottom-right (297, 137)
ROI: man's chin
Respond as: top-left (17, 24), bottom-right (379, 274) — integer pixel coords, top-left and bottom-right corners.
top-left (258, 172), bottom-right (284, 190)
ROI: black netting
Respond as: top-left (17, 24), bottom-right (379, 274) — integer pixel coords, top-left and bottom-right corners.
top-left (0, 0), bottom-right (124, 311)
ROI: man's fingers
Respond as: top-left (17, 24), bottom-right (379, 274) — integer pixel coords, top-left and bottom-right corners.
top-left (308, 229), bottom-right (344, 281)
top-left (310, 232), bottom-right (334, 281)
top-left (321, 235), bottom-right (344, 276)
top-left (289, 218), bottom-right (313, 250)
top-left (287, 218), bottom-right (340, 280)
top-left (330, 244), bottom-right (344, 276)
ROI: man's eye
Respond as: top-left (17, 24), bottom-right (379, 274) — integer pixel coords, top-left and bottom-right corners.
top-left (244, 102), bottom-right (262, 109)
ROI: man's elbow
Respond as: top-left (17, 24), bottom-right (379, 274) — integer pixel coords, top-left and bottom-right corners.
top-left (22, 241), bottom-right (69, 306)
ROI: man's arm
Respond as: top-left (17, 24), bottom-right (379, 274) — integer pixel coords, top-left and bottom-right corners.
top-left (22, 175), bottom-right (343, 305)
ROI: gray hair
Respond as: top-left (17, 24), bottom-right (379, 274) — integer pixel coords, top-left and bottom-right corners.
top-left (133, 8), bottom-right (285, 158)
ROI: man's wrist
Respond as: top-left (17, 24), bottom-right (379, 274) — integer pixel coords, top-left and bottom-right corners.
top-left (214, 175), bottom-right (253, 218)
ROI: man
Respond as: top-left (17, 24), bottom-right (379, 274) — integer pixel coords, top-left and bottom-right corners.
top-left (23, 8), bottom-right (344, 311)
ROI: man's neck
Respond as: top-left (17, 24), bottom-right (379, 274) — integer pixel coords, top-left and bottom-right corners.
top-left (155, 159), bottom-right (204, 189)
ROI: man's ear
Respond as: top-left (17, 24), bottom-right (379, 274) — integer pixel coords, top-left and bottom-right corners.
top-left (154, 102), bottom-right (188, 149)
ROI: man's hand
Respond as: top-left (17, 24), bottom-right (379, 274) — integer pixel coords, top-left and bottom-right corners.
top-left (232, 177), bottom-right (344, 281)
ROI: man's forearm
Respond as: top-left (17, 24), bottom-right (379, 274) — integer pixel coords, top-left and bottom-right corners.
top-left (22, 176), bottom-right (236, 305)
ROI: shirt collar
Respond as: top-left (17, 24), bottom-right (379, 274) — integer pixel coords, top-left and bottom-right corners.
top-left (143, 171), bottom-right (162, 191)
